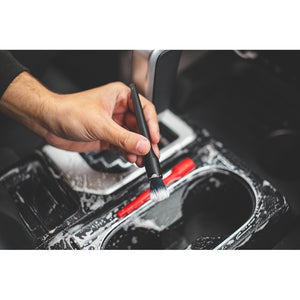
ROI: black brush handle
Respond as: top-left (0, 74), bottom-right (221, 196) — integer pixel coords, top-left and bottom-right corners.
top-left (130, 83), bottom-right (162, 179)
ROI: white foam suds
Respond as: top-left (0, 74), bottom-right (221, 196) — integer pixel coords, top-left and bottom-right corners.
top-left (132, 217), bottom-right (164, 232)
top-left (0, 167), bottom-right (20, 181)
top-left (47, 224), bottom-right (83, 248)
top-left (89, 200), bottom-right (105, 211)
top-left (80, 194), bottom-right (105, 211)
top-left (209, 177), bottom-right (221, 188)
top-left (106, 211), bottom-right (113, 220)
top-left (47, 166), bottom-right (62, 179)
top-left (131, 236), bottom-right (138, 244)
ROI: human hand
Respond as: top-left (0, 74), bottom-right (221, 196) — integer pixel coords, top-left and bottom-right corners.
top-left (0, 73), bottom-right (160, 167)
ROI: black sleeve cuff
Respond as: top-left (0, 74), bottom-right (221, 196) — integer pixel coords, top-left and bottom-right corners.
top-left (0, 51), bottom-right (29, 98)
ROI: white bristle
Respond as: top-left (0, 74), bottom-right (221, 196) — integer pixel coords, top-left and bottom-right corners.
top-left (150, 178), bottom-right (170, 202)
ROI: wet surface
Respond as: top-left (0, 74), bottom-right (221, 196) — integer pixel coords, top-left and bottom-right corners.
top-left (0, 156), bottom-right (79, 245)
top-left (0, 135), bottom-right (288, 250)
top-left (0, 51), bottom-right (293, 248)
top-left (105, 173), bottom-right (254, 249)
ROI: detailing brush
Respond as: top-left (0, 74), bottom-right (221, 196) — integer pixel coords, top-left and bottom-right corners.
top-left (117, 158), bottom-right (196, 218)
top-left (130, 83), bottom-right (169, 202)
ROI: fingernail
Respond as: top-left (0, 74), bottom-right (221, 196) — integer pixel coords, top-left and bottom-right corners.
top-left (136, 139), bottom-right (149, 154)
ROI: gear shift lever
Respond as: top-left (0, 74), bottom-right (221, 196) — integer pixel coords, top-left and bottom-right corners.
top-left (132, 50), bottom-right (182, 113)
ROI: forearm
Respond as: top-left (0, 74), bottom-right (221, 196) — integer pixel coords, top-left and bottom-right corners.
top-left (0, 51), bottom-right (29, 98)
top-left (0, 71), bottom-right (57, 138)
top-left (0, 67), bottom-right (158, 163)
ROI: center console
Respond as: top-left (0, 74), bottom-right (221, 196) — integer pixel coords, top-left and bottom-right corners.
top-left (0, 109), bottom-right (288, 249)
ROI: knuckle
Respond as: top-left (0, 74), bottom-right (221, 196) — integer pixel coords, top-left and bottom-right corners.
top-left (118, 131), bottom-right (130, 149)
top-left (150, 101), bottom-right (155, 110)
top-left (148, 101), bottom-right (156, 114)
top-left (115, 81), bottom-right (126, 89)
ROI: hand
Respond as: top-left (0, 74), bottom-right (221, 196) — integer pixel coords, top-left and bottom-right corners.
top-left (46, 81), bottom-right (160, 166)
top-left (0, 72), bottom-right (160, 167)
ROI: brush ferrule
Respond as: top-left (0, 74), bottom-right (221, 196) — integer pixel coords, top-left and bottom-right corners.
top-left (144, 149), bottom-right (162, 179)
top-left (149, 174), bottom-right (160, 180)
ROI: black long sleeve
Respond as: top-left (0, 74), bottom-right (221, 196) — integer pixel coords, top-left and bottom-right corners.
top-left (0, 51), bottom-right (29, 98)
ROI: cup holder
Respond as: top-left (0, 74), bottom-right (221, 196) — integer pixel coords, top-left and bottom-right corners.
top-left (103, 171), bottom-right (254, 250)
top-left (182, 172), bottom-right (254, 242)
top-left (105, 227), bottom-right (163, 249)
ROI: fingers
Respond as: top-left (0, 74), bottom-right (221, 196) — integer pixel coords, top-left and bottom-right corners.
top-left (128, 93), bottom-right (160, 145)
top-left (113, 83), bottom-right (160, 150)
top-left (136, 155), bottom-right (144, 168)
top-left (109, 144), bottom-right (138, 164)
top-left (121, 110), bottom-right (160, 145)
top-left (44, 131), bottom-right (102, 152)
top-left (123, 113), bottom-right (161, 157)
top-left (100, 117), bottom-right (151, 156)
top-left (126, 143), bottom-right (160, 168)
top-left (136, 143), bottom-right (160, 167)
top-left (123, 112), bottom-right (139, 133)
top-left (152, 143), bottom-right (160, 159)
top-left (140, 95), bottom-right (160, 144)
top-left (109, 142), bottom-right (160, 169)
top-left (127, 153), bottom-right (138, 164)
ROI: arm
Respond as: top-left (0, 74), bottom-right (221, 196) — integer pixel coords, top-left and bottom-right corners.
top-left (0, 69), bottom-right (160, 167)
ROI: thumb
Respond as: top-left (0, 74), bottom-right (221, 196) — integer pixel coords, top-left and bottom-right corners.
top-left (101, 118), bottom-right (151, 155)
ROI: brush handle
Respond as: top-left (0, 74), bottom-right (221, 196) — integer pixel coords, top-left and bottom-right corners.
top-left (130, 83), bottom-right (162, 179)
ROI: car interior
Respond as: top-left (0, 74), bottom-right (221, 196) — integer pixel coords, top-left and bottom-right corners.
top-left (0, 50), bottom-right (300, 249)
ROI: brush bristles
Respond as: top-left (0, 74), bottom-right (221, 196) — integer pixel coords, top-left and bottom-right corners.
top-left (150, 177), bottom-right (169, 202)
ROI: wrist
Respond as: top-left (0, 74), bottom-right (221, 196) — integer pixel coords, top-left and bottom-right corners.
top-left (0, 71), bottom-right (59, 138)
